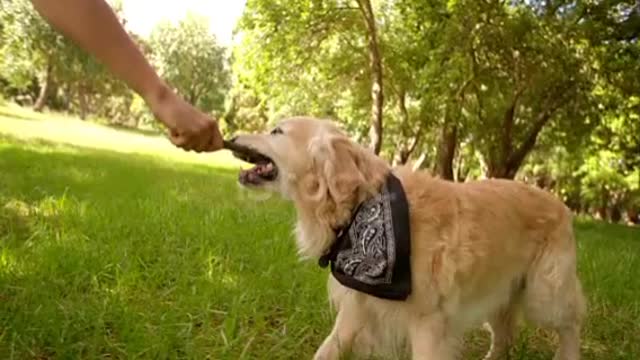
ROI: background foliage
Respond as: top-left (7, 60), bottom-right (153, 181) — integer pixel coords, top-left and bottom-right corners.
top-left (1, 0), bottom-right (638, 223)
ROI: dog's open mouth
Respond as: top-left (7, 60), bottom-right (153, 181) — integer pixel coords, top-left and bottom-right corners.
top-left (225, 140), bottom-right (278, 185)
top-left (239, 160), bottom-right (278, 185)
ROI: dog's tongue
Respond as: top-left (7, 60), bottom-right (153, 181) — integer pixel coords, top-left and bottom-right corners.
top-left (239, 163), bottom-right (274, 184)
top-left (239, 168), bottom-right (255, 184)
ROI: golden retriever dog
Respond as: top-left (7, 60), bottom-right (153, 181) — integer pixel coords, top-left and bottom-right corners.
top-left (230, 117), bottom-right (586, 360)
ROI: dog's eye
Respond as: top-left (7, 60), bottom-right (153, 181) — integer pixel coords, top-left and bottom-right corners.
top-left (270, 127), bottom-right (283, 135)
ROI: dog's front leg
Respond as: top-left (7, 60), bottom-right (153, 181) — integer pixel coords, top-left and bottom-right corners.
top-left (409, 314), bottom-right (459, 360)
top-left (313, 305), bottom-right (364, 360)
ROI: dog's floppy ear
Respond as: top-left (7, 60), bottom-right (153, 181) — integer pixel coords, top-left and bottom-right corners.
top-left (308, 133), bottom-right (366, 205)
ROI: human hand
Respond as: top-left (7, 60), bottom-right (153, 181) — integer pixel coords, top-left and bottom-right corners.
top-left (147, 84), bottom-right (223, 152)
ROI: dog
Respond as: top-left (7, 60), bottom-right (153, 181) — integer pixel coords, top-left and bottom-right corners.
top-left (230, 117), bottom-right (586, 360)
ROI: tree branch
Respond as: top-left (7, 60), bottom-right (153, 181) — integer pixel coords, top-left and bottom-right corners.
top-left (545, 0), bottom-right (567, 18)
top-left (335, 6), bottom-right (360, 11)
top-left (356, 0), bottom-right (384, 154)
top-left (502, 86), bottom-right (525, 164)
top-left (407, 127), bottom-right (423, 156)
top-left (398, 87), bottom-right (410, 137)
top-left (506, 87), bottom-right (570, 173)
top-left (455, 75), bottom-right (476, 101)
top-left (469, 45), bottom-right (486, 124)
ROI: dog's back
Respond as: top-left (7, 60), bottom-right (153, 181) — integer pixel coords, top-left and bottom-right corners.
top-left (381, 166), bottom-right (586, 359)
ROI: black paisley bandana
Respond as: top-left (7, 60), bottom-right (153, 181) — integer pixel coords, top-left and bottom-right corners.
top-left (319, 173), bottom-right (412, 301)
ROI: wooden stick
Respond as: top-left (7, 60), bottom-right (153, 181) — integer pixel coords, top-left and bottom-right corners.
top-left (222, 140), bottom-right (268, 162)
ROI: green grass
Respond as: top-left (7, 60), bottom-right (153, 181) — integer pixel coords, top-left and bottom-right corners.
top-left (1, 104), bottom-right (639, 359)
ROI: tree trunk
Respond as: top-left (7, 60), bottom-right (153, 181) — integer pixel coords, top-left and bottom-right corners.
top-left (597, 206), bottom-right (607, 220)
top-left (394, 89), bottom-right (421, 165)
top-left (433, 123), bottom-right (457, 181)
top-left (223, 94), bottom-right (239, 133)
top-left (611, 205), bottom-right (622, 223)
top-left (485, 105), bottom-right (559, 179)
top-left (357, 0), bottom-right (384, 154)
top-left (395, 138), bottom-right (420, 165)
top-left (79, 94), bottom-right (88, 120)
top-left (598, 186), bottom-right (608, 220)
top-left (34, 62), bottom-right (53, 112)
top-left (78, 84), bottom-right (90, 120)
top-left (481, 78), bottom-right (576, 180)
top-left (412, 152), bottom-right (428, 171)
top-left (398, 146), bottom-right (414, 165)
top-left (455, 153), bottom-right (470, 182)
top-left (122, 96), bottom-right (136, 127)
top-left (485, 163), bottom-right (516, 179)
top-left (627, 207), bottom-right (639, 225)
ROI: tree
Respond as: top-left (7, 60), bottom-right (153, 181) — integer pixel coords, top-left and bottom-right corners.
top-left (0, 0), bottom-right (63, 109)
top-left (455, 1), bottom-right (596, 179)
top-left (233, 0), bottom-right (387, 150)
top-left (380, 0), bottom-right (467, 177)
top-left (356, 0), bottom-right (384, 154)
top-left (0, 0), bottom-right (129, 115)
top-left (149, 14), bottom-right (230, 115)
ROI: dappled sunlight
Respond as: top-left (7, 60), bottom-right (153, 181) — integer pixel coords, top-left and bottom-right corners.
top-left (0, 247), bottom-right (27, 277)
top-left (206, 254), bottom-right (239, 288)
top-left (66, 166), bottom-right (107, 184)
top-left (1, 193), bottom-right (88, 244)
top-left (3, 198), bottom-right (31, 217)
top-left (35, 193), bottom-right (88, 222)
top-left (0, 102), bottom-right (59, 122)
top-left (0, 144), bottom-right (312, 357)
top-left (0, 194), bottom-right (88, 282)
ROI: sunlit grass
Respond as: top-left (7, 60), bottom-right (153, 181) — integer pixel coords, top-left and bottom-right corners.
top-left (0, 103), bottom-right (242, 168)
top-left (0, 105), bottom-right (639, 359)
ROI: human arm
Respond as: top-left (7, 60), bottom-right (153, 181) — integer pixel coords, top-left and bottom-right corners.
top-left (30, 0), bottom-right (222, 152)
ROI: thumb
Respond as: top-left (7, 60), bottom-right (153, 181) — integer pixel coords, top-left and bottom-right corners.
top-left (169, 131), bottom-right (188, 148)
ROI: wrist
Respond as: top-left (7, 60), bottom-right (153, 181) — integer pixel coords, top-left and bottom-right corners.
top-left (143, 80), bottom-right (180, 129)
top-left (143, 78), bottom-right (173, 106)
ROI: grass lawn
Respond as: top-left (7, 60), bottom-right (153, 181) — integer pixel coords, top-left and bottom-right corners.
top-left (1, 104), bottom-right (639, 359)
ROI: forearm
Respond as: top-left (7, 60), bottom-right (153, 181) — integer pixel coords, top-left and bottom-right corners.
top-left (30, 0), bottom-right (167, 104)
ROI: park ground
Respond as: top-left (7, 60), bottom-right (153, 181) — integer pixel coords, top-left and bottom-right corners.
top-left (0, 103), bottom-right (639, 359)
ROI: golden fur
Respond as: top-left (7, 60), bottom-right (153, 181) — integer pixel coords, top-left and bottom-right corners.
top-left (232, 117), bottom-right (586, 360)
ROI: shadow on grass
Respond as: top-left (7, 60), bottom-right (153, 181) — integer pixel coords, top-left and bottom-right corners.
top-left (102, 122), bottom-right (163, 137)
top-left (0, 135), bottom-right (236, 202)
top-left (0, 108), bottom-right (40, 122)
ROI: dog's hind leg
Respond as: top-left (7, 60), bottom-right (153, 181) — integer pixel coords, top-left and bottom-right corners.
top-left (522, 220), bottom-right (586, 360)
top-left (525, 277), bottom-right (584, 360)
top-left (483, 280), bottom-right (524, 360)
top-left (483, 301), bottom-right (518, 360)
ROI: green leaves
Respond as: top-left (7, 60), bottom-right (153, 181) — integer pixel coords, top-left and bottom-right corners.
top-left (0, 0), bottom-right (56, 89)
top-left (232, 0), bottom-right (370, 133)
top-left (0, 0), bottom-right (637, 213)
top-left (149, 14), bottom-right (230, 115)
top-left (0, 0), bottom-right (127, 116)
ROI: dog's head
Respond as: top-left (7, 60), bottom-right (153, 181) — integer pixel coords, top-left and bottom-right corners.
top-left (230, 117), bottom-right (389, 257)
